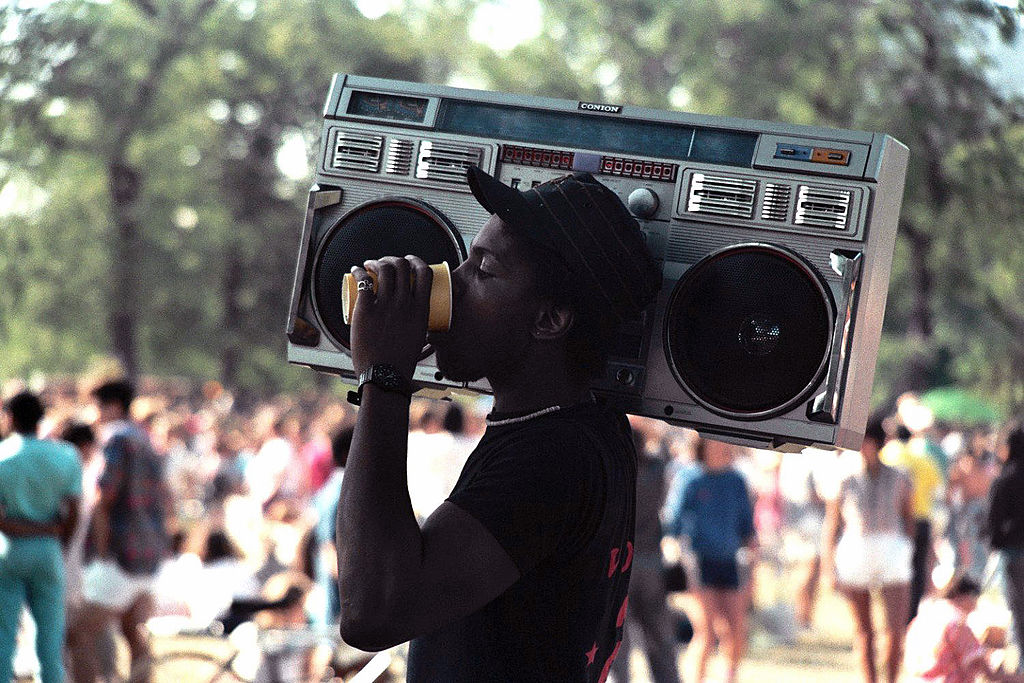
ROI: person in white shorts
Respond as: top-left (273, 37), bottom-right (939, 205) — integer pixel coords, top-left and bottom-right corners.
top-left (75, 380), bottom-right (171, 683)
top-left (824, 416), bottom-right (915, 683)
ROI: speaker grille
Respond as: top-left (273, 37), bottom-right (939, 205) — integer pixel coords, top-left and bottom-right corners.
top-left (386, 138), bottom-right (415, 175)
top-left (687, 173), bottom-right (757, 219)
top-left (664, 244), bottom-right (833, 418)
top-left (415, 141), bottom-right (483, 184)
top-left (760, 183), bottom-right (791, 221)
top-left (312, 198), bottom-right (466, 350)
top-left (795, 185), bottom-right (851, 230)
top-left (332, 130), bottom-right (384, 173)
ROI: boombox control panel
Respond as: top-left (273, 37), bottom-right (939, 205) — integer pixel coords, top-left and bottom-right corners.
top-left (287, 74), bottom-right (909, 452)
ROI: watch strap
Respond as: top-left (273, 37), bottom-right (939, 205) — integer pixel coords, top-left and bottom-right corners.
top-left (346, 364), bottom-right (414, 406)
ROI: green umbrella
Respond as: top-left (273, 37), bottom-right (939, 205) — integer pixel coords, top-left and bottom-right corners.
top-left (919, 387), bottom-right (1005, 426)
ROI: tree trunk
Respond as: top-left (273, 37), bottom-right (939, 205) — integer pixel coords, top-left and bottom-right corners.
top-left (220, 249), bottom-right (243, 386)
top-left (107, 158), bottom-right (141, 380)
top-left (903, 222), bottom-right (934, 341)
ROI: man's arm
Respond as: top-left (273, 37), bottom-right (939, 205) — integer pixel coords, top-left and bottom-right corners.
top-left (984, 476), bottom-right (1008, 547)
top-left (0, 493), bottom-right (79, 542)
top-left (335, 385), bottom-right (519, 651)
top-left (821, 495), bottom-right (843, 590)
top-left (58, 495), bottom-right (80, 548)
top-left (90, 495), bottom-right (112, 557)
top-left (901, 475), bottom-right (916, 539)
top-left (0, 514), bottom-right (61, 538)
top-left (337, 255), bottom-right (519, 651)
top-left (90, 433), bottom-right (126, 558)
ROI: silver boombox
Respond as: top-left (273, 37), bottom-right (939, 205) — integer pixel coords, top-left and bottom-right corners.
top-left (287, 74), bottom-right (909, 451)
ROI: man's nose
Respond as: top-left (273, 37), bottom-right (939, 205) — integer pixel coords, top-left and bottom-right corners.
top-left (449, 262), bottom-right (468, 300)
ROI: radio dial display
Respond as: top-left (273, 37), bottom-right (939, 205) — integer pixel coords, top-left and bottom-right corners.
top-left (348, 91), bottom-right (429, 123)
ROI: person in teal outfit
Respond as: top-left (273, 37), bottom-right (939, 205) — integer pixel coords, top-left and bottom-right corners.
top-left (0, 391), bottom-right (82, 683)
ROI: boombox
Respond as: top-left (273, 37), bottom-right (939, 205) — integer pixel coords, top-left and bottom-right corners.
top-left (287, 74), bottom-right (908, 451)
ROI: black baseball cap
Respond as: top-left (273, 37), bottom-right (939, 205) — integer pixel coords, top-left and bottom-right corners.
top-left (466, 166), bottom-right (661, 321)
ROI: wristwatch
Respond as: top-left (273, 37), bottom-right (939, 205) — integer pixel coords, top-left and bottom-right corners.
top-left (347, 363), bottom-right (414, 406)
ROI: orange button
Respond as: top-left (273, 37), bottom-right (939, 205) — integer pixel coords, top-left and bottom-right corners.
top-left (811, 148), bottom-right (851, 165)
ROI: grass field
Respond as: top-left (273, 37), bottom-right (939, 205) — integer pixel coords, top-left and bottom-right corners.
top-left (624, 582), bottom-right (863, 683)
top-left (141, 561), bottom-right (1015, 682)
top-left (145, 583), bottom-right (864, 682)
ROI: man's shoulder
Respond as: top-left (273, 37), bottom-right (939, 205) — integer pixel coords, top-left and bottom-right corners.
top-left (108, 422), bottom-right (155, 451)
top-left (0, 437), bottom-right (80, 481)
top-left (0, 435), bottom-right (21, 461)
top-left (41, 438), bottom-right (80, 463)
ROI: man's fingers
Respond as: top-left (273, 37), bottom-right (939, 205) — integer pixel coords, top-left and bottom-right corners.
top-left (351, 265), bottom-right (374, 294)
top-left (350, 266), bottom-right (375, 323)
top-left (389, 255), bottom-right (413, 305)
top-left (407, 255), bottom-right (433, 308)
top-left (366, 258), bottom-right (395, 300)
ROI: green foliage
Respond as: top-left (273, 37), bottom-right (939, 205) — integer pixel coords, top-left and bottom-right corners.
top-left (2, 0), bottom-right (1022, 412)
top-left (0, 0), bottom-right (470, 392)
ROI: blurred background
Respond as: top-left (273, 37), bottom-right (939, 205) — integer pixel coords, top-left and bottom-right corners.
top-left (1, 0), bottom-right (1022, 414)
top-left (2, 3), bottom-right (1024, 681)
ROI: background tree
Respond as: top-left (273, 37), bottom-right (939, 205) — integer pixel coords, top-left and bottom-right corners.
top-left (491, 0), bottom-right (1024, 409)
top-left (2, 0), bottom-right (1021, 411)
top-left (0, 0), bottom-right (473, 393)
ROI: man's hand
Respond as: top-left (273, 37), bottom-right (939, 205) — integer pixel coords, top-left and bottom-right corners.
top-left (349, 255), bottom-right (434, 380)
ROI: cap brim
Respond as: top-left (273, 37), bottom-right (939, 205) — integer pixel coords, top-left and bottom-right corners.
top-left (466, 166), bottom-right (534, 228)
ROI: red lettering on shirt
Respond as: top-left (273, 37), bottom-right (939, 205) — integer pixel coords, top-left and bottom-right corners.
top-left (616, 595), bottom-right (629, 627)
top-left (585, 641), bottom-right (599, 666)
top-left (622, 541), bottom-right (633, 573)
top-left (607, 547), bottom-right (620, 577)
top-left (597, 641), bottom-right (622, 683)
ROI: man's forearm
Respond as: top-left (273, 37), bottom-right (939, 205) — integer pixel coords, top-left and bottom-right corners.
top-left (60, 502), bottom-right (80, 548)
top-left (336, 385), bottom-right (424, 644)
top-left (91, 504), bottom-right (111, 556)
top-left (0, 517), bottom-right (61, 538)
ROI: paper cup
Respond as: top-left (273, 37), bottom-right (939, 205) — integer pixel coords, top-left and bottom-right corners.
top-left (342, 261), bottom-right (452, 332)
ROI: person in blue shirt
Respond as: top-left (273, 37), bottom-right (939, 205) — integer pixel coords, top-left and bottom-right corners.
top-left (675, 437), bottom-right (757, 683)
top-left (0, 391), bottom-right (82, 683)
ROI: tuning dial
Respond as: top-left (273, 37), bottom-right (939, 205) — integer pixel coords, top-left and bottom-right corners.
top-left (627, 188), bottom-right (659, 219)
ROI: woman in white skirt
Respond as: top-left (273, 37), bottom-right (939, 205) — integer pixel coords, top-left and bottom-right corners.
top-left (824, 416), bottom-right (915, 683)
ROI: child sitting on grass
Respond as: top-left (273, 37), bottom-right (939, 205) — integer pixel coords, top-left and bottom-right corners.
top-left (905, 576), bottom-right (1023, 683)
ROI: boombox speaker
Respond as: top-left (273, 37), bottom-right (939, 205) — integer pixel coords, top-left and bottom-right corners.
top-left (287, 74), bottom-right (909, 452)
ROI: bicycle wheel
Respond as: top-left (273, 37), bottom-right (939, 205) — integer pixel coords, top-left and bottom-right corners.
top-left (152, 651), bottom-right (247, 683)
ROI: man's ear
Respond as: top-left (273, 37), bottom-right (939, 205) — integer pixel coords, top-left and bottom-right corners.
top-left (533, 300), bottom-right (575, 341)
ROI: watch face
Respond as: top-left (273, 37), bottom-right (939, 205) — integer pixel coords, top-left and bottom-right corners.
top-left (364, 363), bottom-right (406, 392)
top-left (375, 364), bottom-right (401, 388)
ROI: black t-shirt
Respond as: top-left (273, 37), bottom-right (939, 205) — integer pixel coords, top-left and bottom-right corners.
top-left (987, 460), bottom-right (1024, 550)
top-left (406, 401), bottom-right (637, 682)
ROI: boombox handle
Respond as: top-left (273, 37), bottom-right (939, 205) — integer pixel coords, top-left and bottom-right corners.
top-left (287, 184), bottom-right (342, 346)
top-left (808, 250), bottom-right (863, 424)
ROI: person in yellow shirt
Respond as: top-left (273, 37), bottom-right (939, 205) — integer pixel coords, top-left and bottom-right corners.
top-left (881, 423), bottom-right (943, 622)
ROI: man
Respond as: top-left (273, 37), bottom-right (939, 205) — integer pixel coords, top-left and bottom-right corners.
top-left (0, 392), bottom-right (82, 683)
top-left (336, 166), bottom-right (661, 681)
top-left (77, 380), bottom-right (171, 683)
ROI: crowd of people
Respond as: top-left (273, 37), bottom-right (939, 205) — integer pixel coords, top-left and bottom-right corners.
top-left (0, 374), bottom-right (1021, 683)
